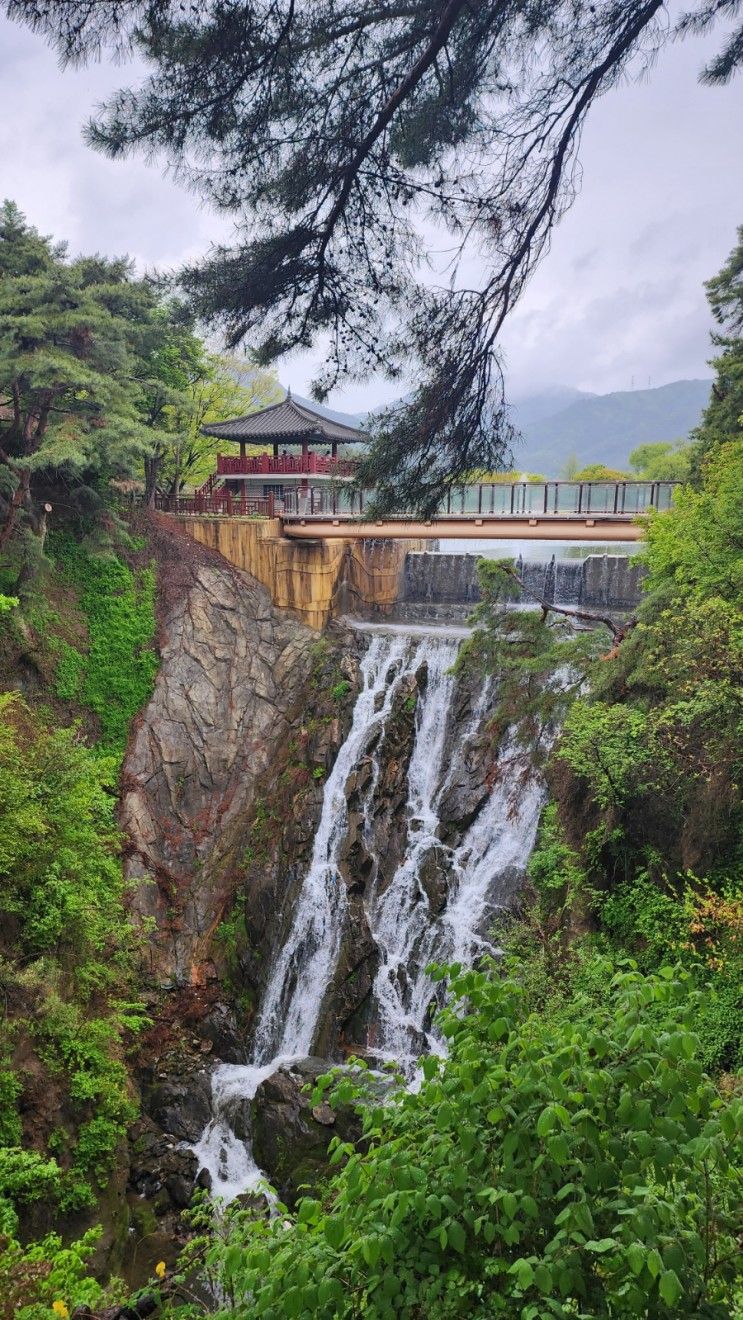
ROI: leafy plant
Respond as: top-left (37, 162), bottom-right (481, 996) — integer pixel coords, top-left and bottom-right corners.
top-left (178, 964), bottom-right (742, 1318)
top-left (52, 536), bottom-right (157, 757)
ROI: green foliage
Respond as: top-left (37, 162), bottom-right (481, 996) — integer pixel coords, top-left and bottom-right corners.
top-left (0, 1225), bottom-right (124, 1317)
top-left (571, 463), bottom-right (628, 480)
top-left (629, 441), bottom-right (692, 482)
top-left (692, 224), bottom-right (743, 473)
top-left (0, 1149), bottom-right (61, 1237)
top-left (0, 1073), bottom-right (21, 1149)
top-left (559, 703), bottom-right (658, 811)
top-left (52, 536), bottom-right (157, 757)
top-left (0, 200), bottom-right (168, 551)
top-left (458, 558), bottom-right (603, 756)
top-left (0, 692), bottom-right (125, 964)
top-left (0, 694), bottom-right (137, 1219)
top-left (179, 964), bottom-right (743, 1318)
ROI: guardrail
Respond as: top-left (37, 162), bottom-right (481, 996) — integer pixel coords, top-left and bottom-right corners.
top-left (155, 493), bottom-right (276, 517)
top-left (217, 453), bottom-right (357, 478)
top-left (281, 480), bottom-right (680, 519)
top-left (156, 480), bottom-right (680, 523)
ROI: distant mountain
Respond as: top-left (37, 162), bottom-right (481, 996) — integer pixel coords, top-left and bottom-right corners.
top-left (288, 391), bottom-right (364, 429)
top-left (512, 379), bottom-right (712, 476)
top-left (509, 386), bottom-right (595, 429)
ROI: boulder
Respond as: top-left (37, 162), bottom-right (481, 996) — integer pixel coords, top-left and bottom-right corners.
top-left (251, 1060), bottom-right (361, 1204)
top-left (142, 1071), bottom-right (212, 1143)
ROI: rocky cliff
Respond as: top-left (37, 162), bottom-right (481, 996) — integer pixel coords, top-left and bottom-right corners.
top-left (120, 520), bottom-right (318, 987)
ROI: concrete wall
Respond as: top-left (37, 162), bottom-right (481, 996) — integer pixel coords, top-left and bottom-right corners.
top-left (404, 552), bottom-right (645, 611)
top-left (176, 519), bottom-right (644, 628)
top-left (178, 517), bottom-right (421, 630)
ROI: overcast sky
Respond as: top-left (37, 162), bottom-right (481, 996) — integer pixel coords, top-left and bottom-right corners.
top-left (1, 7), bottom-right (741, 414)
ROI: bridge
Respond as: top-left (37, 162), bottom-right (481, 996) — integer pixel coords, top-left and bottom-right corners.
top-left (159, 479), bottom-right (677, 543)
top-left (158, 479), bottom-right (676, 630)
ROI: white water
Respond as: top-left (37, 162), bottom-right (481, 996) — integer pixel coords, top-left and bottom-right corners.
top-left (366, 675), bottom-right (544, 1071)
top-left (192, 629), bottom-right (544, 1199)
top-left (251, 633), bottom-right (410, 1063)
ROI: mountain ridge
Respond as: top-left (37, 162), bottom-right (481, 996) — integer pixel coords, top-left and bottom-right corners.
top-left (511, 378), bottom-right (711, 475)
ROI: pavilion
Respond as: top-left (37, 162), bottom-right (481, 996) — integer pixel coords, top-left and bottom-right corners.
top-left (200, 391), bottom-right (366, 508)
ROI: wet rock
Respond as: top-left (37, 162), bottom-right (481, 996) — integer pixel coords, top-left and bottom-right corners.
top-left (251, 1061), bottom-right (361, 1205)
top-left (197, 1002), bottom-right (244, 1063)
top-left (418, 844), bottom-right (450, 914)
top-left (143, 1072), bottom-right (212, 1143)
top-left (128, 1116), bottom-right (198, 1208)
top-left (121, 551), bottom-right (316, 986)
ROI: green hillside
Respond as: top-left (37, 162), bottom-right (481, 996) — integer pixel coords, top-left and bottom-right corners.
top-left (514, 379), bottom-right (712, 475)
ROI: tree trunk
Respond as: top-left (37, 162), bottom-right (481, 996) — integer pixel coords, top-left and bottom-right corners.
top-left (144, 454), bottom-right (161, 508)
top-left (0, 466), bottom-right (30, 551)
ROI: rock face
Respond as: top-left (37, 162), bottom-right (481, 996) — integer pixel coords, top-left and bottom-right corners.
top-left (251, 1059), bottom-right (361, 1204)
top-left (121, 529), bottom-right (317, 986)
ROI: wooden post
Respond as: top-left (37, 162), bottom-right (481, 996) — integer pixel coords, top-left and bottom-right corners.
top-left (240, 442), bottom-right (246, 459)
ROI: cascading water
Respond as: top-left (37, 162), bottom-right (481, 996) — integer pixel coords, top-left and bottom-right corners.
top-left (192, 628), bottom-right (545, 1199)
top-left (366, 670), bottom-right (544, 1072)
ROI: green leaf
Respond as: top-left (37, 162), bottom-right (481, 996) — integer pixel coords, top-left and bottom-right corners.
top-left (509, 1258), bottom-right (535, 1290)
top-left (537, 1105), bottom-right (558, 1137)
top-left (324, 1216), bottom-right (346, 1250)
top-left (659, 1270), bottom-right (683, 1306)
top-left (361, 1237), bottom-right (381, 1268)
top-left (627, 1242), bottom-right (645, 1276)
top-left (647, 1248), bottom-right (663, 1279)
top-left (534, 1263), bottom-right (553, 1294)
top-left (448, 1220), bottom-right (466, 1254)
top-left (585, 1238), bottom-right (617, 1254)
top-left (297, 1196), bottom-right (320, 1224)
top-left (318, 1278), bottom-right (344, 1306)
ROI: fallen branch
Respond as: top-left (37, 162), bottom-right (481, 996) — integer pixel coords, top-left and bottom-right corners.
top-left (501, 563), bottom-right (637, 643)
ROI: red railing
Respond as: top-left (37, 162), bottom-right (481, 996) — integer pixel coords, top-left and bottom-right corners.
top-left (216, 453), bottom-right (358, 478)
top-left (156, 493), bottom-right (276, 517)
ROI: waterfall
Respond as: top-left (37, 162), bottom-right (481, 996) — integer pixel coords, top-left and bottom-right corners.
top-left (250, 633), bottom-right (409, 1063)
top-left (192, 629), bottom-right (544, 1199)
top-left (366, 672), bottom-right (543, 1071)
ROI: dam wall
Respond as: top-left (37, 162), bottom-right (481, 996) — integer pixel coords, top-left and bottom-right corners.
top-left (402, 552), bottom-right (645, 613)
top-left (175, 518), bottom-right (644, 629)
top-left (177, 516), bottom-right (421, 630)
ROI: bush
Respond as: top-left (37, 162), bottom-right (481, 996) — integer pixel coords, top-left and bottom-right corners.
top-left (188, 964), bottom-right (743, 1318)
top-left (0, 695), bottom-right (137, 1218)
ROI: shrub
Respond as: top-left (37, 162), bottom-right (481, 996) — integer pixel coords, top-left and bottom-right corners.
top-left (189, 964), bottom-right (743, 1318)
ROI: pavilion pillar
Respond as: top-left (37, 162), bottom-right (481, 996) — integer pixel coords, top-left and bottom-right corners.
top-left (240, 442), bottom-right (246, 459)
top-left (273, 442), bottom-right (279, 458)
top-left (301, 439), bottom-right (309, 468)
top-left (331, 441), bottom-right (338, 459)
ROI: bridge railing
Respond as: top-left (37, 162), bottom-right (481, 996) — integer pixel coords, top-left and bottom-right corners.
top-left (281, 480), bottom-right (680, 518)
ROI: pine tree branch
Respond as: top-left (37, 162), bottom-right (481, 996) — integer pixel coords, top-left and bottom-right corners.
top-left (315, 0), bottom-right (472, 281)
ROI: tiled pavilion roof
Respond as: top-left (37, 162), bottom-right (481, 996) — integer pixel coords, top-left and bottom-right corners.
top-left (202, 394), bottom-right (365, 444)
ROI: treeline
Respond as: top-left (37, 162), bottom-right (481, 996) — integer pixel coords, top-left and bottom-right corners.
top-left (0, 200), bottom-right (278, 596)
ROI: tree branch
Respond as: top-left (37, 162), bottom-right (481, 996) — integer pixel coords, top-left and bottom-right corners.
top-left (501, 563), bottom-right (636, 642)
